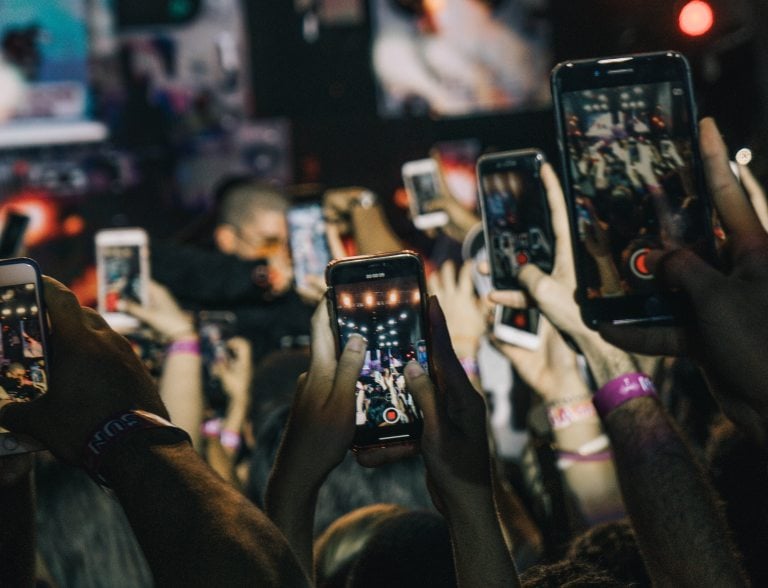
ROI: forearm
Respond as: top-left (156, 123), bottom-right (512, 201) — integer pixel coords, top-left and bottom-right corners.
top-left (594, 256), bottom-right (624, 297)
top-left (492, 471), bottom-right (543, 566)
top-left (159, 342), bottom-right (203, 450)
top-left (102, 433), bottom-right (309, 587)
top-left (444, 492), bottom-right (520, 588)
top-left (351, 206), bottom-right (403, 254)
top-left (604, 396), bottom-right (746, 587)
top-left (264, 452), bottom-right (326, 581)
top-left (0, 472), bottom-right (35, 587)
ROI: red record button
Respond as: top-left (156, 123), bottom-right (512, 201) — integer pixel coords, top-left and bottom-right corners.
top-left (383, 408), bottom-right (401, 424)
top-left (629, 248), bottom-right (654, 280)
top-left (516, 251), bottom-right (529, 266)
top-left (513, 313), bottom-right (527, 328)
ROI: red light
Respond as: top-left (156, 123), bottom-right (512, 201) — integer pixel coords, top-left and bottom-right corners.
top-left (679, 1), bottom-right (714, 37)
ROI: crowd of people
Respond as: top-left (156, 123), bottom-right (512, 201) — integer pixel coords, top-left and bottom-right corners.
top-left (0, 112), bottom-right (766, 587)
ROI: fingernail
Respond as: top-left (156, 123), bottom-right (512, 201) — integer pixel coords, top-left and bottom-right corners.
top-left (347, 334), bottom-right (365, 352)
top-left (405, 360), bottom-right (424, 378)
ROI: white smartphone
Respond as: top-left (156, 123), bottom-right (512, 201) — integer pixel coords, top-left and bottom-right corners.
top-left (287, 202), bottom-right (331, 291)
top-left (402, 159), bottom-right (449, 230)
top-left (95, 228), bottom-right (149, 332)
top-left (493, 304), bottom-right (541, 350)
top-left (0, 258), bottom-right (48, 455)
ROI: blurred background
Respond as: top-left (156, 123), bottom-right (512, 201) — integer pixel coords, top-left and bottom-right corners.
top-left (0, 0), bottom-right (761, 302)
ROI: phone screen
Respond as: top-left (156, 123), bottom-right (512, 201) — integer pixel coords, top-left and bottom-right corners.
top-left (198, 311), bottom-right (237, 416)
top-left (101, 244), bottom-right (144, 312)
top-left (478, 151), bottom-right (554, 290)
top-left (407, 169), bottom-right (441, 216)
top-left (287, 204), bottom-right (331, 291)
top-left (331, 259), bottom-right (427, 447)
top-left (499, 306), bottom-right (540, 335)
top-left (559, 79), bottom-right (709, 301)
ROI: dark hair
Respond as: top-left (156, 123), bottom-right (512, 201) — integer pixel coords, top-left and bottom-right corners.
top-left (566, 519), bottom-right (650, 587)
top-left (34, 456), bottom-right (152, 587)
top-left (347, 510), bottom-right (456, 588)
top-left (520, 559), bottom-right (627, 587)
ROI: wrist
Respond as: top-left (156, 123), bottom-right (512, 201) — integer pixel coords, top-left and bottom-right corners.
top-left (84, 410), bottom-right (192, 487)
top-left (593, 372), bottom-right (657, 419)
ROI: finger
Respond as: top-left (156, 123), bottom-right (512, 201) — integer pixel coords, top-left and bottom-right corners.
top-left (309, 301), bottom-right (338, 379)
top-left (541, 163), bottom-right (574, 272)
top-left (738, 163), bottom-right (768, 233)
top-left (427, 271), bottom-right (443, 298)
top-left (120, 298), bottom-right (155, 324)
top-left (330, 335), bottom-right (366, 403)
top-left (428, 297), bottom-right (475, 403)
top-left (440, 261), bottom-right (457, 293)
top-left (43, 276), bottom-right (88, 335)
top-left (405, 360), bottom-right (438, 436)
top-left (227, 337), bottom-right (251, 364)
top-left (654, 248), bottom-right (721, 296)
top-left (477, 259), bottom-right (490, 276)
top-left (458, 261), bottom-right (475, 299)
top-left (598, 323), bottom-right (687, 356)
top-left (488, 289), bottom-right (527, 309)
top-left (700, 118), bottom-right (765, 251)
top-left (326, 223), bottom-right (348, 259)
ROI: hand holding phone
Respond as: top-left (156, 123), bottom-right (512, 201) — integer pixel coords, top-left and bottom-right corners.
top-left (96, 228), bottom-right (150, 332)
top-left (326, 251), bottom-right (429, 450)
top-left (0, 258), bottom-right (49, 455)
top-left (477, 149), bottom-right (555, 291)
top-left (402, 159), bottom-right (450, 230)
top-left (551, 51), bottom-right (716, 327)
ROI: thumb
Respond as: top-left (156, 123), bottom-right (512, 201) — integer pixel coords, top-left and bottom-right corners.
top-left (0, 400), bottom-right (38, 437)
top-left (654, 248), bottom-right (721, 298)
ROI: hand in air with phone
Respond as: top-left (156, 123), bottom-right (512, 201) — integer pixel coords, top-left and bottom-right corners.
top-left (119, 280), bottom-right (195, 341)
top-left (600, 118), bottom-right (768, 445)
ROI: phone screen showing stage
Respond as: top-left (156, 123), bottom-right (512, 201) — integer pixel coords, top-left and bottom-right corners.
top-left (408, 171), bottom-right (441, 216)
top-left (0, 283), bottom-right (47, 405)
top-left (560, 80), bottom-right (708, 299)
top-left (333, 274), bottom-right (426, 445)
top-left (479, 155), bottom-right (554, 288)
top-left (101, 245), bottom-right (143, 312)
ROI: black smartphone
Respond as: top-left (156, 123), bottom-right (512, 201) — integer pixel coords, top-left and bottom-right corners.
top-left (326, 251), bottom-right (429, 449)
top-left (287, 202), bottom-right (332, 291)
top-left (198, 310), bottom-right (238, 417)
top-left (551, 51), bottom-right (716, 328)
top-left (477, 149), bottom-right (555, 290)
top-left (0, 258), bottom-right (49, 455)
top-left (0, 212), bottom-right (30, 259)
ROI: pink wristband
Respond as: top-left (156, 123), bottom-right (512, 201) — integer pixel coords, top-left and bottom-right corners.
top-left (220, 429), bottom-right (241, 450)
top-left (593, 373), bottom-right (656, 419)
top-left (168, 339), bottom-right (200, 355)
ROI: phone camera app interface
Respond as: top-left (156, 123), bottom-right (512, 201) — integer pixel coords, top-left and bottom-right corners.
top-left (103, 246), bottom-right (142, 312)
top-left (562, 81), bottom-right (707, 299)
top-left (0, 284), bottom-right (46, 404)
top-left (335, 275), bottom-right (425, 431)
top-left (482, 164), bottom-right (554, 283)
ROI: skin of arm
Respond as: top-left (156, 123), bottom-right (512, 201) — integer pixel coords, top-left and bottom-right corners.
top-left (407, 298), bottom-right (520, 588)
top-left (602, 396), bottom-right (746, 587)
top-left (0, 277), bottom-right (309, 587)
top-left (0, 455), bottom-right (35, 588)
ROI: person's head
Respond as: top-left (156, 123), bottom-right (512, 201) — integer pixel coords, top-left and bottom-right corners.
top-left (213, 181), bottom-right (289, 261)
top-left (7, 362), bottom-right (25, 380)
top-left (314, 503), bottom-right (408, 587)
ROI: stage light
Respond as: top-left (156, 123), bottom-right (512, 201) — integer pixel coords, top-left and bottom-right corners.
top-left (341, 294), bottom-right (352, 308)
top-left (388, 290), bottom-right (399, 305)
top-left (412, 289), bottom-right (420, 303)
top-left (364, 292), bottom-right (374, 307)
top-left (679, 1), bottom-right (714, 37)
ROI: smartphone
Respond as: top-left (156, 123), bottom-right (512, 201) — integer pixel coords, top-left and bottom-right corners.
top-left (198, 310), bottom-right (238, 417)
top-left (461, 222), bottom-right (493, 297)
top-left (402, 159), bottom-right (449, 230)
top-left (0, 258), bottom-right (49, 455)
top-left (493, 305), bottom-right (541, 350)
top-left (551, 51), bottom-right (716, 328)
top-left (477, 149), bottom-right (555, 290)
top-left (0, 212), bottom-right (30, 259)
top-left (326, 251), bottom-right (429, 449)
top-left (95, 228), bottom-right (149, 332)
top-left (287, 202), bottom-right (332, 291)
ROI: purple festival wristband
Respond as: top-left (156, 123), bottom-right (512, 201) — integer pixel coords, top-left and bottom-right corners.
top-left (593, 373), bottom-right (657, 419)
